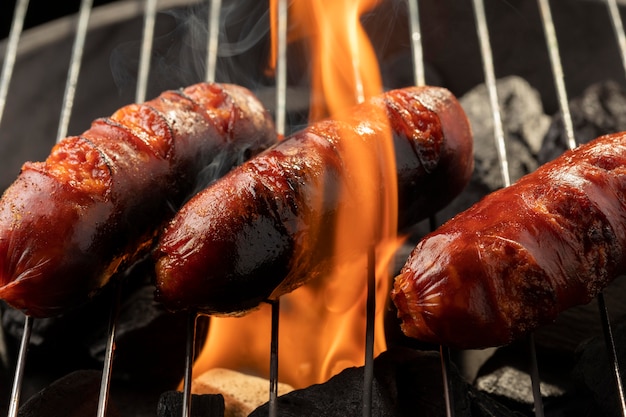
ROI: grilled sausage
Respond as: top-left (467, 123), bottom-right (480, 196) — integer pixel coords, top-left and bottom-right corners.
top-left (391, 132), bottom-right (626, 349)
top-left (154, 86), bottom-right (474, 315)
top-left (0, 83), bottom-right (277, 317)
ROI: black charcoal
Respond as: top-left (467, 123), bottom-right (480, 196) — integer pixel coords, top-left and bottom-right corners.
top-left (157, 390), bottom-right (225, 417)
top-left (16, 370), bottom-right (120, 417)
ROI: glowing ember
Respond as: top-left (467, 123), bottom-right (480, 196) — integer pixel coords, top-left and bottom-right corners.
top-left (192, 0), bottom-right (401, 389)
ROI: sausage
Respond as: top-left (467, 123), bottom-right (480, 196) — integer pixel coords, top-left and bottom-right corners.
top-left (391, 132), bottom-right (626, 349)
top-left (154, 86), bottom-right (474, 315)
top-left (0, 82), bottom-right (277, 318)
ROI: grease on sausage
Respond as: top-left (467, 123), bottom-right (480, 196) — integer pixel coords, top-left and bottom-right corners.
top-left (391, 132), bottom-right (626, 349)
top-left (154, 86), bottom-right (474, 315)
top-left (0, 83), bottom-right (277, 317)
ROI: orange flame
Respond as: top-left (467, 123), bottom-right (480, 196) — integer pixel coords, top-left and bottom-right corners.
top-left (192, 0), bottom-right (401, 389)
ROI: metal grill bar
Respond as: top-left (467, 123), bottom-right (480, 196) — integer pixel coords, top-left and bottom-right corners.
top-left (178, 0), bottom-right (227, 414)
top-left (6, 316), bottom-right (32, 417)
top-left (56, 0), bottom-right (94, 144)
top-left (0, 0), bottom-right (29, 129)
top-left (606, 0), bottom-right (626, 81)
top-left (136, 0), bottom-right (158, 103)
top-left (268, 300), bottom-right (280, 417)
top-left (96, 285), bottom-right (122, 417)
top-left (472, 1), bottom-right (546, 415)
top-left (182, 312), bottom-right (198, 417)
top-left (274, 0), bottom-right (288, 138)
top-left (603, 2), bottom-right (626, 413)
top-left (471, 0), bottom-right (510, 189)
top-left (4, 1), bottom-right (626, 416)
top-left (1, 5), bottom-right (31, 413)
top-left (406, 1), bottom-right (454, 415)
top-left (5, 1), bottom-right (98, 413)
top-left (205, 0), bottom-right (221, 83)
top-left (268, 1), bottom-right (289, 416)
top-left (406, 0), bottom-right (424, 87)
top-left (363, 244), bottom-right (376, 417)
top-left (598, 293), bottom-right (626, 416)
top-left (536, 0), bottom-right (576, 150)
top-left (96, 0), bottom-right (160, 414)
top-left (439, 345), bottom-right (454, 417)
top-left (538, 1), bottom-right (626, 415)
top-left (527, 334), bottom-right (545, 417)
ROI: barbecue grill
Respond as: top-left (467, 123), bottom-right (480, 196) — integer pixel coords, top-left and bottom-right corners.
top-left (2, 0), bottom-right (626, 416)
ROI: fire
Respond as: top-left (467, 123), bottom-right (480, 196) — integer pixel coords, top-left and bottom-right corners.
top-left (192, 0), bottom-right (401, 389)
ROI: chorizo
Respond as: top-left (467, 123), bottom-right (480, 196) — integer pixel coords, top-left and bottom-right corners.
top-left (391, 132), bottom-right (626, 349)
top-left (154, 86), bottom-right (474, 315)
top-left (0, 82), bottom-right (277, 317)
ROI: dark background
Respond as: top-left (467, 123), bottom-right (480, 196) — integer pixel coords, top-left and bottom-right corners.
top-left (1, 0), bottom-right (120, 40)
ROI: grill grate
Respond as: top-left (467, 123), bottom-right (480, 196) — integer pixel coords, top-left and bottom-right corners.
top-left (2, 1), bottom-right (626, 416)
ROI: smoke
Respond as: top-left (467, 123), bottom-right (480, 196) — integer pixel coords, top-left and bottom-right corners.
top-left (110, 0), bottom-right (274, 99)
top-left (189, 142), bottom-right (255, 200)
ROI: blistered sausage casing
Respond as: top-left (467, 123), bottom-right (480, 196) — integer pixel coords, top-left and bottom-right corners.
top-left (155, 86), bottom-right (474, 315)
top-left (0, 83), bottom-right (277, 317)
top-left (392, 132), bottom-right (626, 349)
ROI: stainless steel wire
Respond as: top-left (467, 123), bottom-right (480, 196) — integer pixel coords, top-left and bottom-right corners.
top-left (603, 2), bottom-right (626, 415)
top-left (406, 2), bottom-right (454, 415)
top-left (182, 313), bottom-right (199, 417)
top-left (537, 0), bottom-right (576, 150)
top-left (606, 0), bottom-right (626, 80)
top-left (268, 1), bottom-right (289, 416)
top-left (205, 0), bottom-right (222, 83)
top-left (96, 285), bottom-right (122, 417)
top-left (96, 1), bottom-right (159, 414)
top-left (6, 316), bottom-right (32, 417)
top-left (406, 0), bottom-right (424, 87)
top-left (6, 1), bottom-right (94, 415)
top-left (178, 0), bottom-right (226, 414)
top-left (471, 0), bottom-right (510, 188)
top-left (598, 293), bottom-right (626, 416)
top-left (363, 244), bottom-right (376, 417)
top-left (439, 345), bottom-right (454, 417)
top-left (473, 1), bottom-right (544, 415)
top-left (268, 300), bottom-right (280, 417)
top-left (0, 0), bottom-right (29, 129)
top-left (4, 1), bottom-right (626, 416)
top-left (136, 0), bottom-right (159, 103)
top-left (538, 0), bottom-right (626, 415)
top-left (527, 334), bottom-right (545, 417)
top-left (275, 0), bottom-right (288, 137)
top-left (55, 0), bottom-right (94, 144)
top-left (0, 0), bottom-right (30, 380)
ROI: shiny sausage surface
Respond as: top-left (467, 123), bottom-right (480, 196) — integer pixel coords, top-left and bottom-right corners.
top-left (391, 132), bottom-right (626, 349)
top-left (0, 83), bottom-right (277, 317)
top-left (155, 86), bottom-right (474, 315)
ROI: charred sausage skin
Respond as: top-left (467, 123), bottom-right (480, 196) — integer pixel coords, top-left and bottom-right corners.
top-left (0, 83), bottom-right (277, 317)
top-left (155, 86), bottom-right (474, 315)
top-left (391, 132), bottom-right (626, 349)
